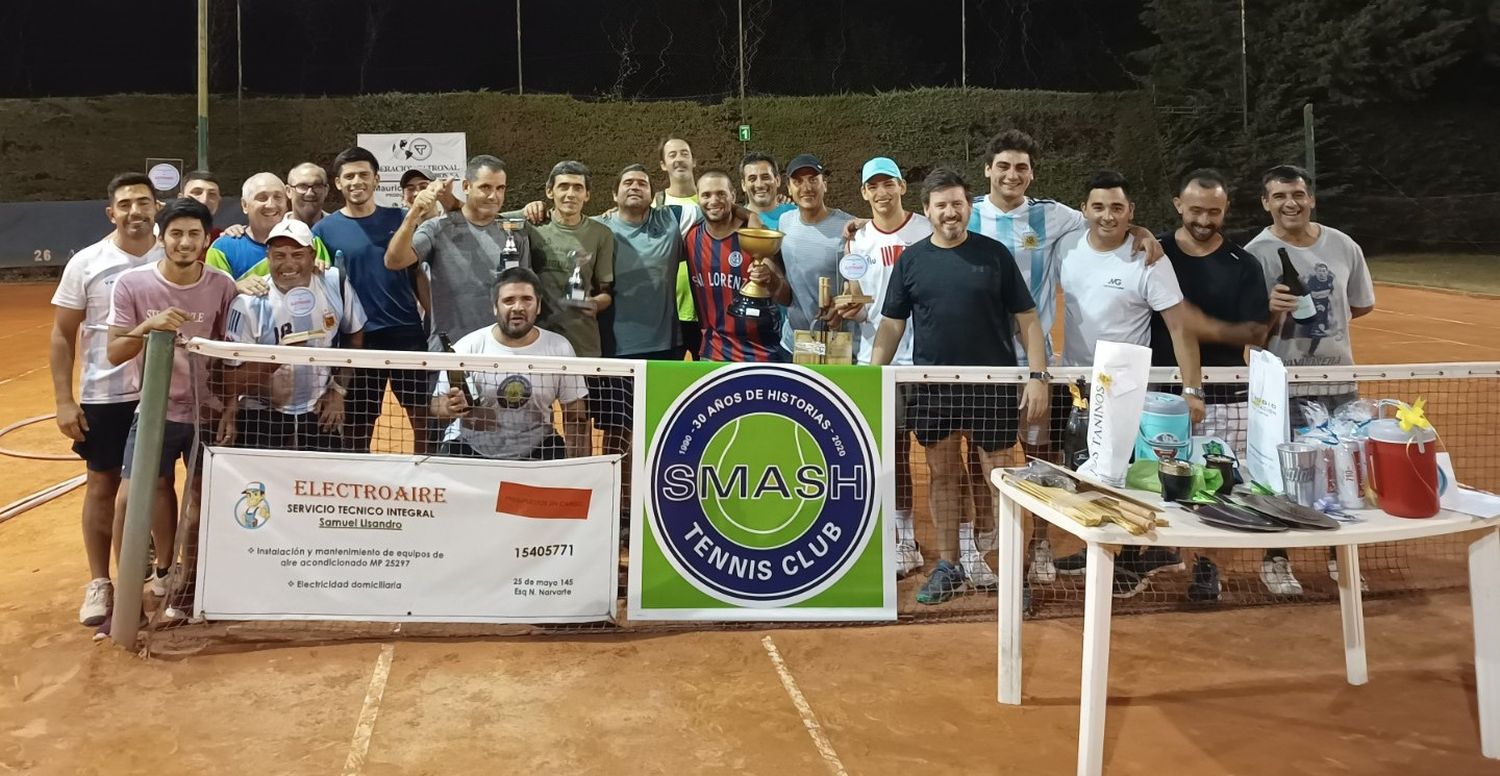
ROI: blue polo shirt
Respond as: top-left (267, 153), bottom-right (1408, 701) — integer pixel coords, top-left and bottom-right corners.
top-left (312, 207), bottom-right (421, 332)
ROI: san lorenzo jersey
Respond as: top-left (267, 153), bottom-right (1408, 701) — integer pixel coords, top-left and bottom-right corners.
top-left (224, 268), bottom-right (367, 414)
top-left (51, 237), bottom-right (165, 403)
top-left (968, 195), bottom-right (1086, 364)
top-left (683, 222), bottom-right (782, 362)
top-left (849, 213), bottom-right (931, 365)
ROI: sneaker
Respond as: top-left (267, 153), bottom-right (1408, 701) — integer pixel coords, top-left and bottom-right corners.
top-left (977, 527), bottom-right (998, 555)
top-left (92, 611), bottom-right (113, 642)
top-left (1261, 555), bottom-right (1304, 596)
top-left (1327, 559), bottom-right (1370, 592)
top-left (163, 583), bottom-right (201, 623)
top-left (961, 551), bottom-right (999, 591)
top-left (1187, 556), bottom-right (1222, 602)
top-left (1055, 549), bottom-right (1089, 576)
top-left (896, 540), bottom-right (924, 578)
top-left (916, 559), bottom-right (966, 605)
top-left (1113, 567), bottom-right (1147, 599)
top-left (1124, 547), bottom-right (1185, 578)
top-left (79, 578), bottom-right (113, 627)
top-left (1027, 539), bottom-right (1057, 585)
top-left (148, 567), bottom-right (169, 598)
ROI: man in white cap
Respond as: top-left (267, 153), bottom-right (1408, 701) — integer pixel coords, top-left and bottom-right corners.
top-left (838, 157), bottom-right (932, 580)
top-left (222, 216), bottom-right (367, 453)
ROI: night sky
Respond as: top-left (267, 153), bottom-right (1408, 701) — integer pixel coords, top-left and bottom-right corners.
top-left (0, 0), bottom-right (1150, 99)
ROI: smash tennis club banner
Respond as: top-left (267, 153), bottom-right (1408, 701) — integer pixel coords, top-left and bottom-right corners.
top-left (356, 131), bottom-right (468, 208)
top-left (197, 448), bottom-right (620, 623)
top-left (629, 362), bottom-right (895, 621)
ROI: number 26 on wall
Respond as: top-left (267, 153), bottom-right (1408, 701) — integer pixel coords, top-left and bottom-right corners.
top-left (33, 249), bottom-right (53, 263)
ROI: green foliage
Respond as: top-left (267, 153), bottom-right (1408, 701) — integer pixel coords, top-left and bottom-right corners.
top-left (0, 88), bottom-right (1175, 230)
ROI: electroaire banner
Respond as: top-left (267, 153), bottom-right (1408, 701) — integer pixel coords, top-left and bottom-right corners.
top-left (355, 131), bottom-right (468, 208)
top-left (628, 362), bottom-right (897, 621)
top-left (196, 449), bottom-right (621, 623)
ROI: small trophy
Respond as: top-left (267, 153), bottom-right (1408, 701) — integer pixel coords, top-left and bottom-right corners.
top-left (728, 227), bottom-right (785, 319)
top-left (564, 249), bottom-right (592, 307)
top-left (833, 253), bottom-right (875, 307)
top-left (500, 217), bottom-right (524, 270)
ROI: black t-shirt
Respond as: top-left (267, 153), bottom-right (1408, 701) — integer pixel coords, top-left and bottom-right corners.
top-left (1149, 232), bottom-right (1270, 399)
top-left (882, 233), bottom-right (1036, 366)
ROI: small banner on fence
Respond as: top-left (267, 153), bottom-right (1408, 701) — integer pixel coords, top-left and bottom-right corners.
top-left (629, 361), bottom-right (895, 621)
top-left (356, 131), bottom-right (468, 208)
top-left (197, 448), bottom-right (620, 623)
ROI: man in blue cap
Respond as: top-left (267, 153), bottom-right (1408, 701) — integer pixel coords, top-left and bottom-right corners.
top-left (778, 154), bottom-right (856, 356)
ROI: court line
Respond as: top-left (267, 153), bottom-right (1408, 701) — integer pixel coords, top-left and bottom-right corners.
top-left (342, 643), bottom-right (396, 776)
top-left (0, 365), bottom-right (48, 387)
top-left (761, 635), bottom-right (849, 776)
top-left (1351, 322), bottom-right (1477, 349)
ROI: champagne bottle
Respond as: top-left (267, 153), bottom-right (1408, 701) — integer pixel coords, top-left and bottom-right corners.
top-left (437, 331), bottom-right (478, 413)
top-left (1277, 248), bottom-right (1318, 323)
top-left (1062, 378), bottom-right (1091, 471)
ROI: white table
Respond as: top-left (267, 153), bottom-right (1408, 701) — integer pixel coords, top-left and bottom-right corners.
top-left (992, 471), bottom-right (1500, 776)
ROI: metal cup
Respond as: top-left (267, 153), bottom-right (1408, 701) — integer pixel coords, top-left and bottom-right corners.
top-left (1277, 442), bottom-right (1321, 507)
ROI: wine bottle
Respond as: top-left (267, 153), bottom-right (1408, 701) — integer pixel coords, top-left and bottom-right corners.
top-left (436, 331), bottom-right (479, 413)
top-left (1277, 248), bottom-right (1318, 323)
top-left (1062, 378), bottom-right (1091, 471)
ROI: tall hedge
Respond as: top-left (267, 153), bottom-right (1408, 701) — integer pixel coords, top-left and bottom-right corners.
top-left (0, 88), bottom-right (1173, 228)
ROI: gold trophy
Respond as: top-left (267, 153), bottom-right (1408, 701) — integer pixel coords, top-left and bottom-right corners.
top-left (729, 227), bottom-right (784, 319)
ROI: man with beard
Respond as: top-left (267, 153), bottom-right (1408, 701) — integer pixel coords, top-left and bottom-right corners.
top-left (1247, 164), bottom-right (1376, 596)
top-left (107, 197), bottom-right (239, 625)
top-left (205, 172), bottom-right (332, 282)
top-left (50, 172), bottom-right (168, 628)
top-left (431, 267), bottom-right (590, 460)
top-left (872, 168), bottom-right (1048, 606)
top-left (287, 162), bottom-right (331, 227)
top-left (656, 137), bottom-right (701, 359)
top-left (685, 170), bottom-right (787, 362)
top-left (386, 155), bottom-right (533, 350)
top-left (779, 154), bottom-right (856, 357)
top-left (315, 147), bottom-right (434, 454)
top-left (222, 216), bottom-right (365, 453)
top-left (740, 152), bottom-right (796, 231)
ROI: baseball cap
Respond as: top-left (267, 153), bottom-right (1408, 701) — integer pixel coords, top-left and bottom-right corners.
top-left (861, 157), bottom-right (902, 184)
top-left (266, 215), bottom-right (314, 248)
top-left (242, 482), bottom-right (266, 494)
top-left (399, 169), bottom-right (432, 187)
top-left (784, 154), bottom-right (825, 178)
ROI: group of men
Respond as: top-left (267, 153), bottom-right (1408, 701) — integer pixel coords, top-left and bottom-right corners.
top-left (51, 129), bottom-right (1376, 634)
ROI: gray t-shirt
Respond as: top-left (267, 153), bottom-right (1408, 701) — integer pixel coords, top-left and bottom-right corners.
top-left (1247, 224), bottom-right (1376, 395)
top-left (412, 211), bottom-right (532, 348)
top-left (596, 207), bottom-right (687, 356)
top-left (778, 208), bottom-right (856, 352)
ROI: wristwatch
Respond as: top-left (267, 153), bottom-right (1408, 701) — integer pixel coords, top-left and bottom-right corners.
top-left (1182, 386), bottom-right (1205, 399)
top-left (1028, 371), bottom-right (1052, 383)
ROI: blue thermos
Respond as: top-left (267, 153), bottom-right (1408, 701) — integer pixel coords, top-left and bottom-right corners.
top-left (1135, 392), bottom-right (1192, 462)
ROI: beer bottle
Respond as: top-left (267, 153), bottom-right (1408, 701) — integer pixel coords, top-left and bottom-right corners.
top-left (1278, 248), bottom-right (1318, 323)
top-left (1062, 378), bottom-right (1091, 471)
top-left (437, 331), bottom-right (478, 413)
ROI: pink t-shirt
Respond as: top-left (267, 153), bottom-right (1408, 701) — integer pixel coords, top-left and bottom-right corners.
top-left (110, 263), bottom-right (238, 424)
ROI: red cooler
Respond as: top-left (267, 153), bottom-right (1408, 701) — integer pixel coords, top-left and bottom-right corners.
top-left (1365, 416), bottom-right (1440, 518)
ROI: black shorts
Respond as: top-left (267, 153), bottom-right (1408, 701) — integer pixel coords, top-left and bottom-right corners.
top-left (122, 418), bottom-right (201, 480)
top-left (72, 401), bottom-right (139, 472)
top-left (907, 383), bottom-right (1020, 454)
top-left (586, 375), bottom-right (634, 432)
top-left (236, 407), bottom-right (345, 453)
top-left (348, 324), bottom-right (435, 449)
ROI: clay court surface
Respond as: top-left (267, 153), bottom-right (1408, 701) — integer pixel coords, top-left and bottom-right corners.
top-left (4, 281), bottom-right (1500, 775)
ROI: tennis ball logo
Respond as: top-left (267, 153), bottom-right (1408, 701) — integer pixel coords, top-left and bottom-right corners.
top-left (698, 413), bottom-right (827, 550)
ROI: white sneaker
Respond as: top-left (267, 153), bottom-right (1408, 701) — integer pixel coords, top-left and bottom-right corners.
top-left (79, 578), bottom-right (113, 627)
top-left (896, 540), bottom-right (924, 578)
top-left (1328, 559), bottom-right (1369, 592)
top-left (977, 527), bottom-right (998, 555)
top-left (1028, 539), bottom-right (1057, 585)
top-left (148, 569), bottom-right (168, 598)
top-left (1260, 556), bottom-right (1304, 596)
top-left (961, 550), bottom-right (999, 591)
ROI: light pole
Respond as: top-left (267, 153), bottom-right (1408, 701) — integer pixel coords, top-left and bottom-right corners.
top-left (197, 0), bottom-right (208, 170)
top-left (738, 0), bottom-right (746, 124)
top-left (961, 0), bottom-right (967, 89)
top-left (516, 0), bottom-right (524, 95)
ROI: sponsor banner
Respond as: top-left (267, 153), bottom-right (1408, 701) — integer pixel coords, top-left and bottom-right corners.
top-left (356, 132), bottom-right (467, 208)
top-left (198, 448), bottom-right (620, 623)
top-left (629, 361), bottom-right (895, 621)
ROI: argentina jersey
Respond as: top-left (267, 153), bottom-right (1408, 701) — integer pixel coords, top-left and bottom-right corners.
top-left (224, 269), bottom-right (367, 414)
top-left (967, 195), bottom-right (1086, 366)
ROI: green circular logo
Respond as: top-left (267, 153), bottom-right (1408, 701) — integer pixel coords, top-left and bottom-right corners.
top-left (699, 413), bottom-right (827, 549)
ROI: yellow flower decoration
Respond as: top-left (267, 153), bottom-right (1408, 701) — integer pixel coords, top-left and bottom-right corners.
top-left (1396, 398), bottom-right (1431, 434)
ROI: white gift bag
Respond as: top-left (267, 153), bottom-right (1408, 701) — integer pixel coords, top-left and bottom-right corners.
top-left (1246, 348), bottom-right (1290, 492)
top-left (1076, 341), bottom-right (1152, 487)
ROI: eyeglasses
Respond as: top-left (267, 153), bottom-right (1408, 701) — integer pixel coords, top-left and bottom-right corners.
top-left (290, 183), bottom-right (328, 195)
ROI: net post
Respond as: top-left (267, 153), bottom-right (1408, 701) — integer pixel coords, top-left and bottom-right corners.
top-left (111, 330), bottom-right (174, 649)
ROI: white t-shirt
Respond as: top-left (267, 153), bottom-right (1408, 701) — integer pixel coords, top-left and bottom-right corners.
top-left (967, 195), bottom-right (1087, 365)
top-left (1246, 225), bottom-right (1375, 371)
top-left (224, 269), bottom-right (368, 414)
top-left (433, 326), bottom-right (588, 459)
top-left (50, 237), bottom-right (165, 404)
top-left (849, 212), bottom-right (932, 365)
top-left (1058, 231), bottom-right (1184, 366)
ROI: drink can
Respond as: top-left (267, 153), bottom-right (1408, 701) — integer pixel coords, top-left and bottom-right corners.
top-left (1333, 439), bottom-right (1365, 509)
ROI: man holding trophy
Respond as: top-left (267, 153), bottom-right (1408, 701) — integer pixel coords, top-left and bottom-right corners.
top-left (685, 171), bottom-right (788, 362)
